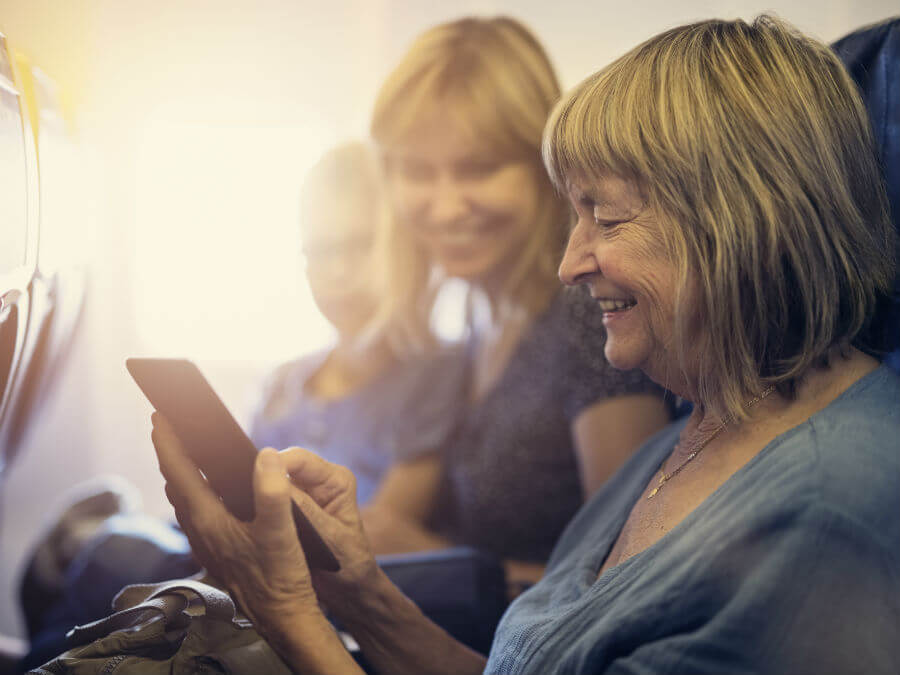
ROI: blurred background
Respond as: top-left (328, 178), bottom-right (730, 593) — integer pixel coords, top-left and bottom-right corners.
top-left (0, 0), bottom-right (896, 638)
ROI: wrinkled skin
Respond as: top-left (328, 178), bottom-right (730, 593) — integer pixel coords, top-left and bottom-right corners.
top-left (151, 413), bottom-right (379, 634)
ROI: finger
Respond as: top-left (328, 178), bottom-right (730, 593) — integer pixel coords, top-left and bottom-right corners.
top-left (278, 447), bottom-right (356, 506)
top-left (163, 486), bottom-right (227, 581)
top-left (288, 485), bottom-right (337, 535)
top-left (164, 482), bottom-right (183, 509)
top-left (277, 446), bottom-right (335, 484)
top-left (151, 413), bottom-right (226, 518)
top-left (252, 449), bottom-right (296, 537)
top-left (253, 450), bottom-right (310, 575)
top-left (165, 484), bottom-right (199, 542)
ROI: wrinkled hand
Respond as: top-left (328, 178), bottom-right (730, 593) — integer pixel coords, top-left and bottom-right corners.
top-left (151, 413), bottom-right (378, 631)
top-left (274, 446), bottom-right (381, 609)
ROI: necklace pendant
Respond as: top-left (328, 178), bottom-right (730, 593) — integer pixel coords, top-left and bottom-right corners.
top-left (647, 485), bottom-right (660, 499)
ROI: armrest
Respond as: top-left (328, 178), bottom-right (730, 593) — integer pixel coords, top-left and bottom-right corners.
top-left (374, 547), bottom-right (508, 654)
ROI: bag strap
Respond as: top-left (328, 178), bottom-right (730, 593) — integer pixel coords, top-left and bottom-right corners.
top-left (67, 579), bottom-right (241, 647)
top-left (66, 594), bottom-right (188, 646)
top-left (113, 578), bottom-right (236, 623)
top-left (146, 579), bottom-right (236, 623)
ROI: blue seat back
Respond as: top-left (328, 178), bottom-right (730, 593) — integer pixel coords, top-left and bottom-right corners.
top-left (832, 18), bottom-right (900, 372)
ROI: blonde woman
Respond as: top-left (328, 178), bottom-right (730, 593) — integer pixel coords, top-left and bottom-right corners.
top-left (250, 141), bottom-right (464, 505)
top-left (361, 17), bottom-right (671, 590)
top-left (153, 15), bottom-right (899, 674)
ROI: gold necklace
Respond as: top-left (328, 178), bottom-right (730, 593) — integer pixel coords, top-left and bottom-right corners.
top-left (647, 385), bottom-right (776, 499)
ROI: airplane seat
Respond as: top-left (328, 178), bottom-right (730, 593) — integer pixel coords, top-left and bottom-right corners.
top-left (832, 17), bottom-right (900, 372)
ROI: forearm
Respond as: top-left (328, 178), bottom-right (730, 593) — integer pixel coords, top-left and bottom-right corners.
top-left (263, 609), bottom-right (365, 675)
top-left (362, 506), bottom-right (454, 555)
top-left (329, 567), bottom-right (487, 675)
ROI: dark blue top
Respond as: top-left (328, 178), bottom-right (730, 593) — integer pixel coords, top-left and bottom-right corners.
top-left (486, 364), bottom-right (900, 674)
top-left (437, 287), bottom-right (666, 562)
top-left (249, 347), bottom-right (464, 505)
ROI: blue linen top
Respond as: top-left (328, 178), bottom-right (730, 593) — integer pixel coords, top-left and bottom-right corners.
top-left (249, 347), bottom-right (464, 505)
top-left (486, 364), bottom-right (900, 674)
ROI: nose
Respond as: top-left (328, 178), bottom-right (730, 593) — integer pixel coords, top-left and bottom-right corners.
top-left (558, 221), bottom-right (598, 286)
top-left (430, 174), bottom-right (469, 224)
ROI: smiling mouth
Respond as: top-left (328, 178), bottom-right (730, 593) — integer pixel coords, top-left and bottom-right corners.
top-left (595, 298), bottom-right (637, 313)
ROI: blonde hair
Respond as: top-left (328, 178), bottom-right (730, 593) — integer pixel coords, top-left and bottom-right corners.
top-left (300, 141), bottom-right (384, 230)
top-left (544, 15), bottom-right (896, 419)
top-left (370, 16), bottom-right (570, 352)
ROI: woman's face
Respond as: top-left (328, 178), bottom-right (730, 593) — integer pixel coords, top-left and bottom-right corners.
top-left (385, 109), bottom-right (541, 286)
top-left (301, 199), bottom-right (377, 339)
top-left (558, 173), bottom-right (693, 384)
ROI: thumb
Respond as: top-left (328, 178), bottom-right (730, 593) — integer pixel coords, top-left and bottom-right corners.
top-left (252, 449), bottom-right (296, 542)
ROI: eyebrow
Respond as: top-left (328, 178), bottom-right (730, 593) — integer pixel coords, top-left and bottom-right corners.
top-left (567, 183), bottom-right (617, 210)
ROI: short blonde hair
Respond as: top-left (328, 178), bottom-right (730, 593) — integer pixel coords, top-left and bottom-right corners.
top-left (544, 15), bottom-right (896, 418)
top-left (300, 141), bottom-right (395, 349)
top-left (370, 16), bottom-right (570, 352)
top-left (300, 141), bottom-right (383, 231)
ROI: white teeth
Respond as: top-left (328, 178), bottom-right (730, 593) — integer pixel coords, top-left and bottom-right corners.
top-left (437, 228), bottom-right (486, 245)
top-left (597, 298), bottom-right (636, 312)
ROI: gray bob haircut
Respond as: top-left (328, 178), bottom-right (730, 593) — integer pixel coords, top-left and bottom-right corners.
top-left (544, 15), bottom-right (896, 418)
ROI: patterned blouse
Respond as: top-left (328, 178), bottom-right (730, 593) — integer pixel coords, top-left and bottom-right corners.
top-left (435, 286), bottom-right (667, 562)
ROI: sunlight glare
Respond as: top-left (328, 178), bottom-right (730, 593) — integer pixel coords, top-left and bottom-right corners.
top-left (133, 120), bottom-right (335, 364)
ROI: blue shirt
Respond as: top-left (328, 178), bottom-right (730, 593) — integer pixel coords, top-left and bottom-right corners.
top-left (487, 364), bottom-right (900, 674)
top-left (249, 347), bottom-right (464, 504)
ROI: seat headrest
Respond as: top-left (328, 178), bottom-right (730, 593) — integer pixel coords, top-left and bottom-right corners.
top-left (832, 17), bottom-right (900, 370)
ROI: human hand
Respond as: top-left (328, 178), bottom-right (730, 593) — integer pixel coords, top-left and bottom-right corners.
top-left (152, 414), bottom-right (380, 623)
top-left (151, 414), bottom-right (320, 633)
top-left (274, 447), bottom-right (381, 612)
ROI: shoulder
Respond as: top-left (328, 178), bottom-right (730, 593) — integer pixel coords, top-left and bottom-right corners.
top-left (384, 343), bottom-right (467, 456)
top-left (385, 342), bottom-right (467, 402)
top-left (723, 365), bottom-right (900, 561)
top-left (254, 351), bottom-right (327, 419)
top-left (802, 365), bottom-right (900, 547)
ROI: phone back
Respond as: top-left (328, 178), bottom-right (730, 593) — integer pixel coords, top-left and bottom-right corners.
top-left (126, 358), bottom-right (257, 521)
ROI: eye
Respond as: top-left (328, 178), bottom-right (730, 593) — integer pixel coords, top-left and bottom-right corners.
top-left (592, 205), bottom-right (625, 229)
top-left (456, 159), bottom-right (501, 180)
top-left (397, 158), bottom-right (434, 182)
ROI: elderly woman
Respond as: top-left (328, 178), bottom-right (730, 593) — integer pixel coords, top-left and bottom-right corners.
top-left (152, 15), bottom-right (900, 675)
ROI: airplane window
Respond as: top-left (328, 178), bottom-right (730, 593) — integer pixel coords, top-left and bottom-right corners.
top-left (0, 82), bottom-right (28, 278)
top-left (132, 121), bottom-right (334, 363)
top-left (0, 35), bottom-right (12, 82)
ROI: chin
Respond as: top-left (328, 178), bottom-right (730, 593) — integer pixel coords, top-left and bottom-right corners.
top-left (439, 258), bottom-right (495, 282)
top-left (603, 342), bottom-right (646, 374)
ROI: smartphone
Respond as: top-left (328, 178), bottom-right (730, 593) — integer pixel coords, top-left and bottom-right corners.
top-left (126, 357), bottom-right (340, 572)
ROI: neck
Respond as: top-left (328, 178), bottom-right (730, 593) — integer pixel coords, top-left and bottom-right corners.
top-left (675, 347), bottom-right (879, 457)
top-left (332, 334), bottom-right (393, 369)
top-left (309, 335), bottom-right (396, 400)
top-left (472, 278), bottom-right (555, 337)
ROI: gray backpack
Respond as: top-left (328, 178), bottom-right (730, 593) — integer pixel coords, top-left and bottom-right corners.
top-left (28, 577), bottom-right (292, 674)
